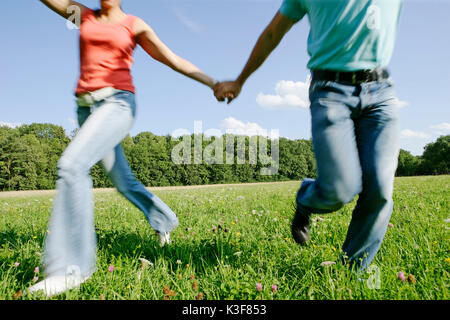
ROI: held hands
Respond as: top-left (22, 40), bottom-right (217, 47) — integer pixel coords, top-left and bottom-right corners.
top-left (213, 81), bottom-right (242, 104)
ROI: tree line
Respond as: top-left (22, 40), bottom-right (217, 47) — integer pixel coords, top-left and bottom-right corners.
top-left (0, 123), bottom-right (448, 191)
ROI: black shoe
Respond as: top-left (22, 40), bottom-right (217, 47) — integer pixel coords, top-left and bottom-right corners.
top-left (291, 204), bottom-right (311, 244)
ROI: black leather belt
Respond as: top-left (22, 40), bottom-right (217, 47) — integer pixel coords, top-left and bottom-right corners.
top-left (311, 68), bottom-right (389, 84)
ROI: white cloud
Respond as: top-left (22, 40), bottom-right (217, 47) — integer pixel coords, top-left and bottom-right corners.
top-left (221, 117), bottom-right (272, 137)
top-left (68, 117), bottom-right (77, 127)
top-left (400, 129), bottom-right (431, 139)
top-left (393, 98), bottom-right (409, 108)
top-left (256, 77), bottom-right (410, 111)
top-left (430, 122), bottom-right (450, 135)
top-left (173, 8), bottom-right (203, 34)
top-left (256, 77), bottom-right (310, 110)
top-left (0, 121), bottom-right (22, 128)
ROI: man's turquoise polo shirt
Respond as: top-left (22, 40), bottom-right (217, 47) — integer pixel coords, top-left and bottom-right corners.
top-left (280, 0), bottom-right (403, 71)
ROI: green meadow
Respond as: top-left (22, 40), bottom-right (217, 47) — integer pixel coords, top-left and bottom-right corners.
top-left (0, 176), bottom-right (448, 300)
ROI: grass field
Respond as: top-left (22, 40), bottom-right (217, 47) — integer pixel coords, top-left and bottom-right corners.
top-left (0, 176), bottom-right (448, 300)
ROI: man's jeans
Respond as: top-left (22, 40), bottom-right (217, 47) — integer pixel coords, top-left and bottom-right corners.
top-left (43, 91), bottom-right (178, 277)
top-left (297, 78), bottom-right (400, 271)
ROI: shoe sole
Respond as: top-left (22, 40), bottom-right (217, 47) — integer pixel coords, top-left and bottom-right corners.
top-left (27, 275), bottom-right (91, 297)
top-left (291, 206), bottom-right (311, 244)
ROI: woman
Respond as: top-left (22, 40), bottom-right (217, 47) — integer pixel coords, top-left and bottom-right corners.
top-left (29, 0), bottom-right (216, 296)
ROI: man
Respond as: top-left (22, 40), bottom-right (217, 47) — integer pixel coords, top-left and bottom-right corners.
top-left (214, 0), bottom-right (403, 271)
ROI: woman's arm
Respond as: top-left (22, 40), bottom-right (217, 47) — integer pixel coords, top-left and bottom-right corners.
top-left (40, 0), bottom-right (88, 19)
top-left (134, 18), bottom-right (216, 89)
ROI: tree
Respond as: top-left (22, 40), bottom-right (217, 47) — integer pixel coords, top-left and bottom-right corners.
top-left (0, 127), bottom-right (19, 190)
top-left (396, 149), bottom-right (420, 176)
top-left (419, 135), bottom-right (450, 175)
top-left (4, 123), bottom-right (447, 191)
top-left (9, 134), bottom-right (47, 190)
top-left (18, 123), bottom-right (70, 189)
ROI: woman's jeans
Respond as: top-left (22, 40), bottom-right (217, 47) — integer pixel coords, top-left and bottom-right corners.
top-left (297, 79), bottom-right (400, 271)
top-left (43, 91), bottom-right (178, 277)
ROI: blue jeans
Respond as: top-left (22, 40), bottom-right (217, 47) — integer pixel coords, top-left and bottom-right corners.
top-left (43, 91), bottom-right (178, 277)
top-left (297, 78), bottom-right (400, 271)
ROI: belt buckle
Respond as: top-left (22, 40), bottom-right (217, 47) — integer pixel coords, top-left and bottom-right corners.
top-left (352, 73), bottom-right (357, 85)
top-left (376, 68), bottom-right (383, 82)
top-left (368, 68), bottom-right (381, 83)
top-left (91, 87), bottom-right (115, 101)
top-left (85, 93), bottom-right (95, 105)
top-left (77, 87), bottom-right (116, 107)
top-left (77, 93), bottom-right (94, 107)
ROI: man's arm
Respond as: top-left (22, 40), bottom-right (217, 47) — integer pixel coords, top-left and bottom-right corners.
top-left (134, 18), bottom-right (216, 89)
top-left (214, 11), bottom-right (297, 103)
top-left (40, 0), bottom-right (88, 20)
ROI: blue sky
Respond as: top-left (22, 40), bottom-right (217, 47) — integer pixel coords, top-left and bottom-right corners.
top-left (1, 0), bottom-right (449, 155)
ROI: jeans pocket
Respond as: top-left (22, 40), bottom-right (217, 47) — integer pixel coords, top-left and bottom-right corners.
top-left (309, 80), bottom-right (330, 103)
top-left (109, 91), bottom-right (137, 118)
top-left (384, 78), bottom-right (395, 88)
top-left (76, 105), bottom-right (91, 127)
top-left (309, 80), bottom-right (329, 93)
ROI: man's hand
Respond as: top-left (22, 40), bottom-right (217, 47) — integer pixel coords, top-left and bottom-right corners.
top-left (213, 81), bottom-right (242, 104)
